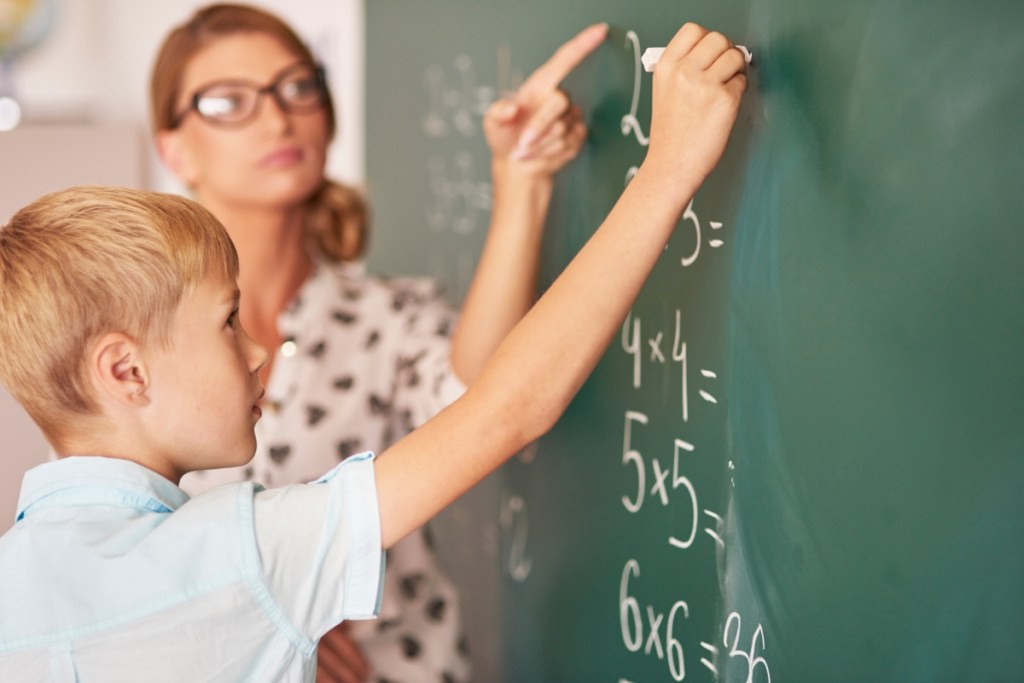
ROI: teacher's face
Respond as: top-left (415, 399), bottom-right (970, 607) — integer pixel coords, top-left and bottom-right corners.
top-left (160, 32), bottom-right (330, 213)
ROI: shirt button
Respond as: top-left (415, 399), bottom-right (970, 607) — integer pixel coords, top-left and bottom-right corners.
top-left (280, 339), bottom-right (298, 358)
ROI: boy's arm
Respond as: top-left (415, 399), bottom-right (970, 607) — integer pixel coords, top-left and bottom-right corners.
top-left (376, 24), bottom-right (748, 549)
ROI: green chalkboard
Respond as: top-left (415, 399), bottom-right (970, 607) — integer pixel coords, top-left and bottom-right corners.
top-left (366, 1), bottom-right (1024, 681)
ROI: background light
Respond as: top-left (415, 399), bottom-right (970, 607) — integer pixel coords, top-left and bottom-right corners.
top-left (0, 96), bottom-right (21, 131)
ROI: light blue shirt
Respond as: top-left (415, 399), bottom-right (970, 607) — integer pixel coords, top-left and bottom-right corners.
top-left (0, 454), bottom-right (384, 682)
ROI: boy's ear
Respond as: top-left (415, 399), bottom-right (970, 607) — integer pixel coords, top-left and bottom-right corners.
top-left (91, 333), bottom-right (151, 407)
top-left (154, 130), bottom-right (199, 187)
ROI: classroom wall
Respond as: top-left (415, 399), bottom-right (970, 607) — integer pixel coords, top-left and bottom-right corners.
top-left (0, 123), bottom-right (147, 530)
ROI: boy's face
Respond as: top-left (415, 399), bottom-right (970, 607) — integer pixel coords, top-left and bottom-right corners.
top-left (142, 274), bottom-right (268, 481)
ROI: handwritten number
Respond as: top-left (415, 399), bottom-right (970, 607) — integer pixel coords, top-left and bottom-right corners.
top-left (621, 411), bottom-right (649, 513)
top-left (680, 199), bottom-right (701, 267)
top-left (500, 495), bottom-right (533, 582)
top-left (724, 612), bottom-right (772, 683)
top-left (620, 560), bottom-right (643, 651)
top-left (621, 31), bottom-right (650, 146)
top-left (666, 601), bottom-right (689, 680)
top-left (621, 312), bottom-right (642, 388)
top-left (668, 439), bottom-right (699, 549)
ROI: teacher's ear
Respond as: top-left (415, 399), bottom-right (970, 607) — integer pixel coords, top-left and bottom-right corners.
top-left (155, 130), bottom-right (199, 187)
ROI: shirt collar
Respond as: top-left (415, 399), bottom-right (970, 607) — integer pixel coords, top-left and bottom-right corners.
top-left (15, 455), bottom-right (190, 523)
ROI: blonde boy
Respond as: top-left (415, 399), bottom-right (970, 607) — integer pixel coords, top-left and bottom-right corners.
top-left (0, 24), bottom-right (747, 682)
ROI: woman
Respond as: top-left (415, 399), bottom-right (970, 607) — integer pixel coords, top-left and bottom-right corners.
top-left (150, 4), bottom-right (605, 682)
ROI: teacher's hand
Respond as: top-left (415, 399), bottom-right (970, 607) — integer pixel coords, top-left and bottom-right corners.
top-left (316, 622), bottom-right (369, 683)
top-left (484, 22), bottom-right (608, 178)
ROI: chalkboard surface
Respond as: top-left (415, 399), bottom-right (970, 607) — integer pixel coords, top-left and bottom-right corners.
top-left (365, 1), bottom-right (1024, 681)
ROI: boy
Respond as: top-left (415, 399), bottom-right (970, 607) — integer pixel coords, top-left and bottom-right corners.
top-left (0, 24), bottom-right (747, 681)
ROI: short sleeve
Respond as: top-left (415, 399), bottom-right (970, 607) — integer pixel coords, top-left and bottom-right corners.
top-left (252, 452), bottom-right (384, 639)
top-left (389, 279), bottom-right (467, 433)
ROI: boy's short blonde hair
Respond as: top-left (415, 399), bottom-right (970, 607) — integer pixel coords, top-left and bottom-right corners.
top-left (0, 185), bottom-right (239, 441)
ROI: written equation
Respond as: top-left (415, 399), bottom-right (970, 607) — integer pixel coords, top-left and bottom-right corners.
top-left (619, 560), bottom-right (771, 683)
top-left (418, 30), bottom-right (768, 682)
top-left (419, 48), bottom-right (523, 296)
top-left (614, 28), bottom-right (768, 683)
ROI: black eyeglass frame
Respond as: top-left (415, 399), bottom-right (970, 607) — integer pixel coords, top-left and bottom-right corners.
top-left (170, 62), bottom-right (328, 129)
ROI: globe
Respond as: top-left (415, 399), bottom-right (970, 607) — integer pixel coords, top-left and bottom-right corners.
top-left (0, 0), bottom-right (57, 130)
top-left (0, 0), bottom-right (58, 63)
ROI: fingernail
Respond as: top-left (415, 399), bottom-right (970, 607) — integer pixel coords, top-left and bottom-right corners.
top-left (518, 128), bottom-right (539, 148)
top-left (500, 100), bottom-right (519, 118)
top-left (512, 131), bottom-right (536, 160)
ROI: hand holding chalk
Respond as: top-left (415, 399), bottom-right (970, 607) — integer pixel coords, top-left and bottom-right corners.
top-left (642, 44), bottom-right (752, 72)
top-left (640, 23), bottom-right (748, 205)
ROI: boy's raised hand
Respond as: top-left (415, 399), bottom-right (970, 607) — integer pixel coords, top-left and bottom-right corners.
top-left (643, 23), bottom-right (748, 204)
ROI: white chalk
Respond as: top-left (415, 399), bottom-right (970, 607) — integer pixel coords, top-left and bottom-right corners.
top-left (640, 48), bottom-right (665, 72)
top-left (641, 45), bottom-right (752, 72)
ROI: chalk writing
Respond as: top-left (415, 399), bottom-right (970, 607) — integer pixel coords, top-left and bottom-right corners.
top-left (620, 411), bottom-right (723, 551)
top-left (422, 56), bottom-right (495, 138)
top-left (724, 612), bottom-right (772, 683)
top-left (426, 152), bottom-right (492, 235)
top-left (500, 494), bottom-right (533, 582)
top-left (621, 31), bottom-right (651, 147)
top-left (619, 559), bottom-right (690, 681)
top-left (621, 310), bottom-right (720, 421)
top-left (680, 199), bottom-right (726, 267)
